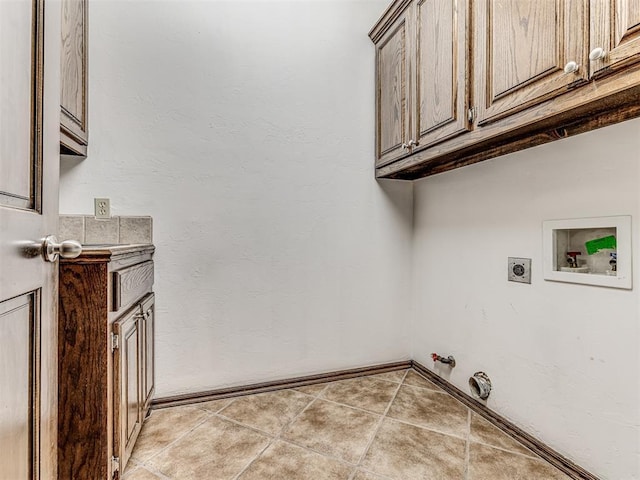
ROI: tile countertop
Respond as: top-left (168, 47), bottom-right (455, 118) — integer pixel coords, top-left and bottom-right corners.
top-left (62, 243), bottom-right (155, 263)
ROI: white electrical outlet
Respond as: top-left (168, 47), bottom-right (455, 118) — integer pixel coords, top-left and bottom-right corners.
top-left (94, 198), bottom-right (111, 219)
top-left (508, 257), bottom-right (531, 284)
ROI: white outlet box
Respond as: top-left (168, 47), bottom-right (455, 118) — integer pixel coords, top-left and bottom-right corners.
top-left (94, 198), bottom-right (111, 219)
top-left (542, 216), bottom-right (632, 289)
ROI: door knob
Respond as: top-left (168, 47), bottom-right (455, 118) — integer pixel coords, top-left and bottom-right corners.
top-left (563, 61), bottom-right (579, 74)
top-left (42, 235), bottom-right (82, 262)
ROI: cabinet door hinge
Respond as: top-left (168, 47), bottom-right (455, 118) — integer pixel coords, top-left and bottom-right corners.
top-left (467, 106), bottom-right (476, 124)
top-left (111, 333), bottom-right (119, 352)
top-left (111, 456), bottom-right (120, 478)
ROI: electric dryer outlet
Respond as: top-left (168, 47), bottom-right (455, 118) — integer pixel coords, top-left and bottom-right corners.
top-left (508, 257), bottom-right (531, 284)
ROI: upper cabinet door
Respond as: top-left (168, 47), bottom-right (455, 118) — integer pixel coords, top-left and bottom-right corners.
top-left (590, 0), bottom-right (640, 78)
top-left (414, 0), bottom-right (470, 149)
top-left (474, 0), bottom-right (588, 125)
top-left (60, 0), bottom-right (88, 156)
top-left (375, 3), bottom-right (414, 167)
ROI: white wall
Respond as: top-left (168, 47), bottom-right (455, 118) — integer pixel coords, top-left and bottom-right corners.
top-left (412, 118), bottom-right (640, 480)
top-left (60, 0), bottom-right (413, 396)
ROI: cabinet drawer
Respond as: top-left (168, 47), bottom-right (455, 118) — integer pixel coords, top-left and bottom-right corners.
top-left (113, 261), bottom-right (154, 312)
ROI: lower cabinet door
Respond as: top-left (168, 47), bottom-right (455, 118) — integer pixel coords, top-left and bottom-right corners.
top-left (113, 308), bottom-right (142, 472)
top-left (140, 293), bottom-right (155, 414)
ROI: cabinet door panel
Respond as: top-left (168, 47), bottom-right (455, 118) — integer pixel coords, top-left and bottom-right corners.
top-left (590, 0), bottom-right (640, 77)
top-left (140, 295), bottom-right (155, 413)
top-left (415, 0), bottom-right (470, 149)
top-left (113, 311), bottom-right (142, 470)
top-left (60, 0), bottom-right (88, 153)
top-left (376, 5), bottom-right (413, 167)
top-left (474, 0), bottom-right (587, 125)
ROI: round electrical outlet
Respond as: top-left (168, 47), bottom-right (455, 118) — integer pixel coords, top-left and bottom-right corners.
top-left (508, 257), bottom-right (531, 284)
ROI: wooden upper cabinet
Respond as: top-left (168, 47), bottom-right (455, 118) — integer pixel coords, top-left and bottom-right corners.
top-left (590, 0), bottom-right (640, 78)
top-left (374, 2), bottom-right (413, 167)
top-left (371, 0), bottom-right (640, 179)
top-left (413, 0), bottom-right (470, 150)
top-left (474, 0), bottom-right (588, 125)
top-left (60, 0), bottom-right (88, 156)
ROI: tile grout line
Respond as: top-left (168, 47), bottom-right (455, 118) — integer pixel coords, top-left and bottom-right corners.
top-left (234, 372), bottom-right (411, 479)
top-left (355, 467), bottom-right (397, 480)
top-left (276, 375), bottom-right (410, 477)
top-left (277, 394), bottom-right (321, 437)
top-left (402, 381), bottom-right (448, 394)
top-left (468, 440), bottom-right (541, 460)
top-left (212, 412), bottom-right (278, 439)
top-left (232, 392), bottom-right (327, 480)
top-left (383, 413), bottom-right (467, 441)
top-left (295, 383), bottom-right (330, 398)
top-left (277, 436), bottom-right (361, 470)
top-left (194, 397), bottom-right (237, 415)
top-left (138, 463), bottom-right (173, 480)
top-left (230, 438), bottom-right (275, 480)
top-left (464, 408), bottom-right (471, 480)
top-left (349, 369), bottom-right (410, 478)
top-left (315, 395), bottom-right (387, 417)
top-left (380, 396), bottom-right (537, 458)
top-left (132, 408), bottom-right (215, 471)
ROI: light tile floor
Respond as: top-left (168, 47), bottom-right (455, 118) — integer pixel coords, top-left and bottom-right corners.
top-left (124, 369), bottom-right (572, 480)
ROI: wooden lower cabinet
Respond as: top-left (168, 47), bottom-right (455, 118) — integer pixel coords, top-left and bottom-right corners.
top-left (113, 293), bottom-right (155, 471)
top-left (58, 245), bottom-right (155, 480)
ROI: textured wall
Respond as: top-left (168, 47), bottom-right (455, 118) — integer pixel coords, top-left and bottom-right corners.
top-left (412, 118), bottom-right (640, 480)
top-left (60, 0), bottom-right (412, 396)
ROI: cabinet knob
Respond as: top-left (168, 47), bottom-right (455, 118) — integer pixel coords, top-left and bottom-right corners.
top-left (563, 61), bottom-right (579, 74)
top-left (401, 142), bottom-right (409, 150)
top-left (41, 235), bottom-right (82, 262)
top-left (589, 47), bottom-right (606, 61)
top-left (408, 139), bottom-right (418, 147)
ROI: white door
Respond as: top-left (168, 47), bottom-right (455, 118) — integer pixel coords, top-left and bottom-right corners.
top-left (0, 1), bottom-right (61, 478)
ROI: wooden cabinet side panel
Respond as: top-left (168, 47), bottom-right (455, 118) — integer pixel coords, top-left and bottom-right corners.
top-left (60, 0), bottom-right (88, 146)
top-left (58, 263), bottom-right (110, 480)
top-left (414, 0), bottom-right (470, 148)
